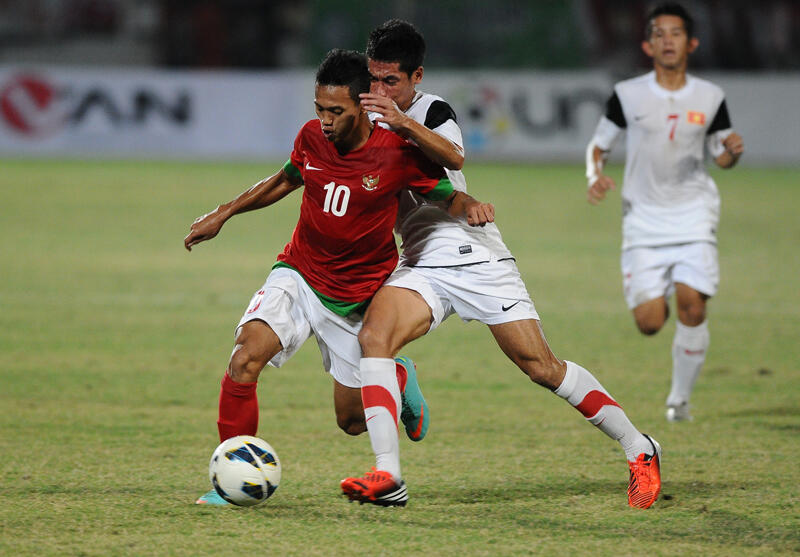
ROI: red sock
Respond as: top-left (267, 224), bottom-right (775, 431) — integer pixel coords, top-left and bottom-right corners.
top-left (217, 372), bottom-right (258, 442)
top-left (395, 361), bottom-right (407, 393)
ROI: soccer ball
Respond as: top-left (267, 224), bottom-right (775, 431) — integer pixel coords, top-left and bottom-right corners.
top-left (208, 435), bottom-right (281, 506)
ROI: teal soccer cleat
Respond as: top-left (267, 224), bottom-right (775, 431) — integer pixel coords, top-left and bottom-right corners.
top-left (395, 356), bottom-right (430, 441)
top-left (195, 489), bottom-right (230, 506)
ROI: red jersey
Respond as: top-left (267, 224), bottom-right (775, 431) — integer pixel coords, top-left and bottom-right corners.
top-left (277, 119), bottom-right (453, 303)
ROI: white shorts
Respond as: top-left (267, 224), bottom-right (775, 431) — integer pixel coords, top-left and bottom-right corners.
top-left (384, 259), bottom-right (539, 332)
top-left (621, 242), bottom-right (719, 309)
top-left (236, 267), bottom-right (363, 388)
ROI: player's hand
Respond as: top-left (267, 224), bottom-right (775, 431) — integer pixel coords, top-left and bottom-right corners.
top-left (184, 209), bottom-right (225, 251)
top-left (360, 93), bottom-right (410, 132)
top-left (723, 132), bottom-right (744, 157)
top-left (587, 175), bottom-right (616, 205)
top-left (464, 200), bottom-right (495, 227)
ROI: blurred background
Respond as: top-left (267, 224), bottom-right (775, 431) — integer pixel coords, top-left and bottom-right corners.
top-left (1, 0), bottom-right (798, 163)
top-left (3, 0), bottom-right (799, 70)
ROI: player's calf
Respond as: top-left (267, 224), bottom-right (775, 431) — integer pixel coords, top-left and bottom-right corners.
top-left (333, 381), bottom-right (367, 435)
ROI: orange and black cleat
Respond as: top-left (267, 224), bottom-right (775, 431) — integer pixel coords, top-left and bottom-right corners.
top-left (627, 434), bottom-right (662, 509)
top-left (341, 468), bottom-right (408, 507)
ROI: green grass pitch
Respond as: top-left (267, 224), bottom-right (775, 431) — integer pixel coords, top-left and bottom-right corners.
top-left (0, 158), bottom-right (798, 555)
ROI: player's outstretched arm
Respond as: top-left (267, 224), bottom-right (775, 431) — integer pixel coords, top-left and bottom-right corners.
top-left (184, 169), bottom-right (302, 251)
top-left (715, 132), bottom-right (744, 169)
top-left (586, 143), bottom-right (616, 205)
top-left (360, 93), bottom-right (464, 170)
top-left (447, 191), bottom-right (494, 227)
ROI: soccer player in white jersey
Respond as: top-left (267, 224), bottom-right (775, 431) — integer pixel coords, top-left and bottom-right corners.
top-left (339, 19), bottom-right (662, 509)
top-left (585, 3), bottom-right (744, 422)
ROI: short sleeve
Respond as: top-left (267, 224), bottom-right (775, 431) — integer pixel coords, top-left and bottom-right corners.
top-left (282, 158), bottom-right (302, 182)
top-left (423, 99), bottom-right (464, 150)
top-left (604, 92), bottom-right (627, 129)
top-left (705, 100), bottom-right (734, 158)
top-left (404, 146), bottom-right (453, 201)
top-left (707, 100), bottom-right (732, 135)
top-left (286, 124), bottom-right (307, 183)
top-left (424, 100), bottom-right (457, 129)
top-left (592, 116), bottom-right (624, 151)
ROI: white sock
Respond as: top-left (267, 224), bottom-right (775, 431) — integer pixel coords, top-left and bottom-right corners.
top-left (555, 361), bottom-right (651, 461)
top-left (360, 357), bottom-right (402, 481)
top-left (667, 320), bottom-right (709, 407)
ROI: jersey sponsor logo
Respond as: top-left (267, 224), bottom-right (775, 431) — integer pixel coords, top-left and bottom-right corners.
top-left (361, 174), bottom-right (380, 191)
top-left (305, 161), bottom-right (324, 171)
top-left (458, 245), bottom-right (472, 255)
top-left (501, 301), bottom-right (520, 312)
top-left (687, 111), bottom-right (706, 125)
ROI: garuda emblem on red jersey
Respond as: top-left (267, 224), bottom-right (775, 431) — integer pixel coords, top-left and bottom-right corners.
top-left (362, 175), bottom-right (380, 191)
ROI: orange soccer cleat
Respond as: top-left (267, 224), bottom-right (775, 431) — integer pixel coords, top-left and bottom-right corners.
top-left (627, 434), bottom-right (662, 509)
top-left (341, 468), bottom-right (408, 507)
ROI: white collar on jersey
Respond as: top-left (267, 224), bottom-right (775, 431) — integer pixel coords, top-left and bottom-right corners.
top-left (646, 70), bottom-right (696, 100)
top-left (405, 90), bottom-right (424, 112)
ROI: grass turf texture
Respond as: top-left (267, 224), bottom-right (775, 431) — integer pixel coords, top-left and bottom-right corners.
top-left (1, 159), bottom-right (798, 556)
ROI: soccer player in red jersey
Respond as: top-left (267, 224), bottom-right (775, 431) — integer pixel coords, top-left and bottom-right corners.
top-left (184, 49), bottom-right (467, 506)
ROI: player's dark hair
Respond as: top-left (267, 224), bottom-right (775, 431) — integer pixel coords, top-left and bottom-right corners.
top-left (315, 49), bottom-right (371, 103)
top-left (366, 19), bottom-right (426, 76)
top-left (645, 2), bottom-right (694, 39)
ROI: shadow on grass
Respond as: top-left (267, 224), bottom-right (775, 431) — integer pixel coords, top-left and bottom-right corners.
top-left (419, 479), bottom-right (799, 552)
top-left (720, 405), bottom-right (800, 418)
top-left (417, 477), bottom-right (769, 507)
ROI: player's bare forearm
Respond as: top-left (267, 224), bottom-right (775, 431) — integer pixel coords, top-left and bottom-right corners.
top-left (447, 191), bottom-right (494, 226)
top-left (400, 118), bottom-right (464, 170)
top-left (715, 132), bottom-right (744, 169)
top-left (231, 170), bottom-right (302, 213)
top-left (184, 169), bottom-right (300, 251)
top-left (361, 93), bottom-right (464, 170)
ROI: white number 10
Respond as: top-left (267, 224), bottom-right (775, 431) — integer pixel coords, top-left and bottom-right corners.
top-left (322, 182), bottom-right (350, 216)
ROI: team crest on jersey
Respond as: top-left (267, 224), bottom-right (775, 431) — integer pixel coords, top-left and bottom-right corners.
top-left (687, 111), bottom-right (706, 125)
top-left (362, 175), bottom-right (380, 191)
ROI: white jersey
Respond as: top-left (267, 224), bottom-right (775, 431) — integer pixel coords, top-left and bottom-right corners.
top-left (591, 71), bottom-right (734, 249)
top-left (373, 91), bottom-right (513, 267)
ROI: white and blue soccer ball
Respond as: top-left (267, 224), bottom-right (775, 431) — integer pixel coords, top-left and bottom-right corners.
top-left (208, 435), bottom-right (281, 506)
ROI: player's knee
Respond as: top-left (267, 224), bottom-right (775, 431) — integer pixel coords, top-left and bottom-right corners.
top-left (336, 413), bottom-right (366, 436)
top-left (357, 325), bottom-right (392, 356)
top-left (633, 300), bottom-right (668, 335)
top-left (634, 312), bottom-right (666, 335)
top-left (677, 303), bottom-right (706, 326)
top-left (228, 344), bottom-right (264, 383)
top-left (635, 320), bottom-right (663, 336)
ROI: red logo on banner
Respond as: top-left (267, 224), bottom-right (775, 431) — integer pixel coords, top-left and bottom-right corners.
top-left (0, 74), bottom-right (65, 137)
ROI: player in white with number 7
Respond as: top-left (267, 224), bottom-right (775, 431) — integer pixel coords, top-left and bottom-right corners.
top-left (586, 2), bottom-right (744, 422)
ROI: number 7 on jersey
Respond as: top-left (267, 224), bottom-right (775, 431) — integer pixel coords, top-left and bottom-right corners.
top-left (667, 113), bottom-right (679, 141)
